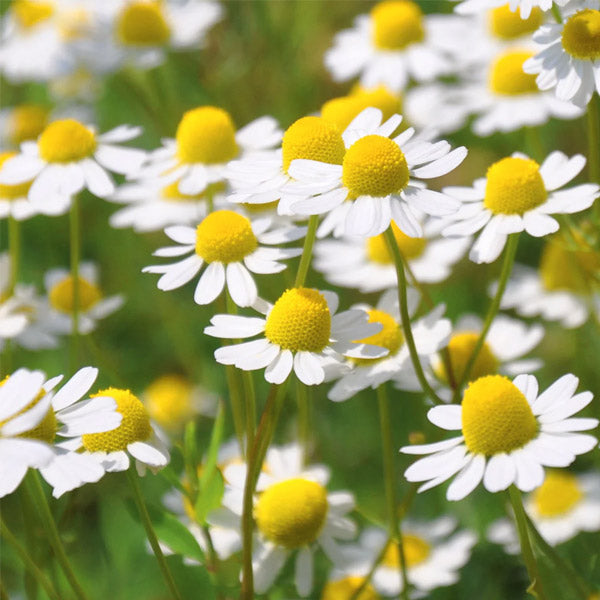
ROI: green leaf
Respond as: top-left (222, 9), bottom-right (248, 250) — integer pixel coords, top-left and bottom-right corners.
top-left (183, 420), bottom-right (200, 496)
top-left (195, 467), bottom-right (225, 525)
top-left (200, 401), bottom-right (225, 490)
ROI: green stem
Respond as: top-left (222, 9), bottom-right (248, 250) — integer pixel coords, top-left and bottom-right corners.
top-left (25, 472), bottom-right (90, 600)
top-left (377, 384), bottom-right (409, 600)
top-left (296, 378), bottom-right (311, 461)
top-left (69, 195), bottom-right (81, 374)
top-left (525, 127), bottom-right (544, 163)
top-left (349, 536), bottom-right (390, 600)
top-left (0, 518), bottom-right (61, 600)
top-left (451, 233), bottom-right (520, 404)
top-left (8, 216), bottom-right (19, 295)
top-left (126, 466), bottom-right (183, 600)
top-left (508, 486), bottom-right (548, 600)
top-left (294, 215), bottom-right (319, 287)
top-left (225, 365), bottom-right (247, 455)
top-left (384, 227), bottom-right (444, 404)
top-left (551, 4), bottom-right (563, 23)
top-left (587, 94), bottom-right (600, 222)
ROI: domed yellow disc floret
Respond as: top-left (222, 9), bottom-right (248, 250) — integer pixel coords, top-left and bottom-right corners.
top-left (49, 276), bottom-right (102, 313)
top-left (342, 135), bottom-right (409, 199)
top-left (176, 107), bottom-right (239, 165)
top-left (532, 471), bottom-right (583, 517)
top-left (488, 4), bottom-right (543, 40)
top-left (437, 332), bottom-right (499, 385)
top-left (353, 309), bottom-right (402, 365)
top-left (117, 1), bottom-right (170, 46)
top-left (194, 210), bottom-right (258, 263)
top-left (282, 116), bottom-right (345, 173)
top-left (38, 119), bottom-right (96, 163)
top-left (265, 288), bottom-right (331, 352)
top-left (484, 157), bottom-right (547, 215)
top-left (371, 1), bottom-right (425, 50)
top-left (461, 375), bottom-right (538, 456)
top-left (367, 221), bottom-right (426, 264)
top-left (145, 374), bottom-right (195, 431)
top-left (255, 478), bottom-right (329, 548)
top-left (8, 105), bottom-right (48, 145)
top-left (490, 50), bottom-right (538, 95)
top-left (0, 152), bottom-right (33, 200)
top-left (562, 9), bottom-right (600, 60)
top-left (82, 388), bottom-right (152, 453)
top-left (12, 0), bottom-right (54, 29)
top-left (321, 576), bottom-right (379, 600)
top-left (353, 86), bottom-right (402, 121)
top-left (382, 534), bottom-right (431, 568)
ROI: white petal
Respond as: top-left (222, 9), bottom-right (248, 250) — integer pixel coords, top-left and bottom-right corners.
top-left (265, 349), bottom-right (293, 384)
top-left (293, 352), bottom-right (325, 386)
top-left (194, 262), bottom-right (225, 304)
top-left (483, 453), bottom-right (516, 492)
top-left (80, 159), bottom-right (114, 197)
top-left (51, 366), bottom-right (98, 411)
top-left (446, 454), bottom-right (486, 501)
top-left (154, 255), bottom-right (202, 291)
top-left (427, 405), bottom-right (462, 430)
top-left (226, 263), bottom-right (257, 308)
top-left (295, 548), bottom-right (313, 597)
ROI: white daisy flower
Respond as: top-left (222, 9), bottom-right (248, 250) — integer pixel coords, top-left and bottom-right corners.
top-left (208, 443), bottom-right (357, 596)
top-left (401, 373), bottom-right (598, 501)
top-left (523, 2), bottom-right (600, 107)
top-left (205, 287), bottom-right (388, 385)
top-left (142, 210), bottom-right (304, 308)
top-left (0, 119), bottom-right (146, 214)
top-left (488, 470), bottom-right (600, 552)
top-left (43, 263), bottom-right (124, 335)
top-left (453, 0), bottom-right (570, 19)
top-left (324, 0), bottom-right (468, 92)
top-left (286, 108), bottom-right (466, 239)
top-left (0, 104), bottom-right (49, 148)
top-left (442, 151), bottom-right (599, 264)
top-left (328, 289), bottom-right (451, 402)
top-left (0, 150), bottom-right (39, 220)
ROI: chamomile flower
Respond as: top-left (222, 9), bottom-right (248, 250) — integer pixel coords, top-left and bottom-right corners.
top-left (524, 2), bottom-right (600, 107)
top-left (0, 104), bottom-right (49, 147)
top-left (143, 211), bottom-right (303, 308)
top-left (327, 289), bottom-right (451, 402)
top-left (320, 574), bottom-right (379, 600)
top-left (488, 470), bottom-right (600, 551)
top-left (0, 151), bottom-right (38, 220)
top-left (442, 152), bottom-right (599, 264)
top-left (0, 119), bottom-right (146, 214)
top-left (205, 288), bottom-right (388, 385)
top-left (453, 0), bottom-right (570, 19)
top-left (401, 373), bottom-right (598, 500)
top-left (0, 259), bottom-right (28, 343)
top-left (287, 108), bottom-right (465, 238)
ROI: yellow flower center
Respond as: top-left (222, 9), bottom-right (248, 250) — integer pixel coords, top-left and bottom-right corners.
top-left (48, 275), bottom-right (102, 314)
top-left (462, 375), bottom-right (538, 456)
top-left (0, 152), bottom-right (33, 199)
top-left (265, 288), bottom-right (331, 352)
top-left (562, 9), bottom-right (600, 60)
top-left (371, 0), bottom-right (425, 50)
top-left (255, 478), bottom-right (329, 548)
top-left (8, 105), bottom-right (48, 145)
top-left (160, 181), bottom-right (204, 203)
top-left (281, 116), bottom-right (345, 174)
top-left (532, 471), bottom-right (583, 517)
top-left (82, 388), bottom-right (152, 453)
top-left (144, 374), bottom-right (195, 432)
top-left (539, 239), bottom-right (597, 293)
top-left (367, 221), bottom-right (426, 264)
top-left (241, 199), bottom-right (280, 213)
top-left (484, 157), bottom-right (547, 215)
top-left (116, 1), bottom-right (171, 46)
top-left (489, 50), bottom-right (539, 96)
top-left (194, 210), bottom-right (258, 263)
top-left (353, 309), bottom-right (402, 365)
top-left (12, 0), bottom-right (54, 29)
top-left (38, 119), bottom-right (96, 163)
top-left (382, 534), bottom-right (431, 568)
top-left (176, 106), bottom-right (239, 165)
top-left (321, 577), bottom-right (379, 600)
top-left (342, 135), bottom-right (409, 199)
top-left (488, 4), bottom-right (543, 40)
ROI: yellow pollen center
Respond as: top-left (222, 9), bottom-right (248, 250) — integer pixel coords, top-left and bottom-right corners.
top-left (342, 135), bottom-right (409, 199)
top-left (12, 0), bottom-right (55, 28)
top-left (8, 105), bottom-right (48, 145)
top-left (321, 577), bottom-right (379, 600)
top-left (484, 157), bottom-right (546, 215)
top-left (265, 288), bottom-right (331, 352)
top-left (489, 4), bottom-right (543, 40)
top-left (0, 152), bottom-right (33, 199)
top-left (82, 388), bottom-right (152, 453)
top-left (490, 50), bottom-right (539, 95)
top-left (144, 374), bottom-right (195, 432)
top-left (255, 478), bottom-right (329, 548)
top-left (38, 119), bottom-right (96, 163)
top-left (382, 534), bottom-right (431, 568)
top-left (371, 1), bottom-right (425, 50)
top-left (367, 221), bottom-right (426, 264)
top-left (176, 106), bottom-right (239, 165)
top-left (49, 276), bottom-right (102, 313)
top-left (461, 375), bottom-right (538, 456)
top-left (194, 210), bottom-right (258, 263)
top-left (117, 1), bottom-right (171, 46)
top-left (532, 471), bottom-right (583, 517)
top-left (562, 10), bottom-right (600, 60)
top-left (353, 309), bottom-right (402, 365)
top-left (282, 116), bottom-right (345, 174)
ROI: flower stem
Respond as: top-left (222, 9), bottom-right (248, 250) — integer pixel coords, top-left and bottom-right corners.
top-left (294, 214), bottom-right (319, 287)
top-left (551, 4), bottom-right (563, 22)
top-left (508, 486), bottom-right (548, 600)
top-left (25, 472), bottom-right (90, 600)
top-left (126, 465), bottom-right (183, 600)
top-left (587, 94), bottom-right (600, 221)
top-left (8, 216), bottom-right (19, 296)
top-left (296, 378), bottom-right (311, 461)
top-left (451, 233), bottom-right (519, 404)
top-left (377, 384), bottom-right (410, 600)
top-left (69, 194), bottom-right (81, 374)
top-left (384, 226), bottom-right (444, 404)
